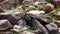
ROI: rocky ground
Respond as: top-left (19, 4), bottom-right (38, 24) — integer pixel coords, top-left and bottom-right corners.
top-left (0, 0), bottom-right (60, 34)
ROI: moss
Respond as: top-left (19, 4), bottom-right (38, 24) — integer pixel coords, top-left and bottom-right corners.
top-left (54, 8), bottom-right (60, 12)
top-left (13, 32), bottom-right (19, 34)
top-left (46, 0), bottom-right (50, 2)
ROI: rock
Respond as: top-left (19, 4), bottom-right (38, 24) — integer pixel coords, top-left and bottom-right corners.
top-left (46, 23), bottom-right (59, 34)
top-left (1, 10), bottom-right (15, 15)
top-left (57, 11), bottom-right (60, 16)
top-left (0, 19), bottom-right (12, 31)
top-left (34, 29), bottom-right (42, 34)
top-left (0, 0), bottom-right (11, 10)
top-left (23, 31), bottom-right (34, 34)
top-left (30, 19), bottom-right (49, 34)
top-left (8, 15), bottom-right (18, 24)
top-left (0, 0), bottom-right (5, 3)
top-left (34, 1), bottom-right (40, 5)
top-left (13, 25), bottom-right (22, 32)
top-left (50, 0), bottom-right (60, 7)
top-left (58, 28), bottom-right (60, 34)
top-left (55, 20), bottom-right (60, 27)
top-left (27, 10), bottom-right (45, 15)
top-left (8, 13), bottom-right (25, 24)
top-left (0, 8), bottom-right (4, 13)
top-left (37, 16), bottom-right (52, 24)
top-left (0, 14), bottom-right (18, 24)
top-left (9, 0), bottom-right (19, 8)
top-left (59, 28), bottom-right (60, 33)
top-left (0, 13), bottom-right (24, 24)
top-left (29, 5), bottom-right (35, 10)
top-left (33, 0), bottom-right (47, 6)
top-left (43, 3), bottom-right (54, 13)
top-left (12, 19), bottom-right (26, 32)
top-left (0, 0), bottom-right (19, 10)
top-left (18, 19), bottom-right (26, 27)
top-left (13, 13), bottom-right (24, 20)
top-left (46, 23), bottom-right (58, 31)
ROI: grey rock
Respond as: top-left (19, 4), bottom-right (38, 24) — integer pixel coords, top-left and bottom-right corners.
top-left (0, 19), bottom-right (12, 30)
top-left (46, 23), bottom-right (58, 31)
top-left (46, 23), bottom-right (59, 34)
top-left (18, 19), bottom-right (26, 27)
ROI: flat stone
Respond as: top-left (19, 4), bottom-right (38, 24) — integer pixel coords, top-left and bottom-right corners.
top-left (27, 10), bottom-right (45, 15)
top-left (46, 23), bottom-right (58, 31)
top-left (0, 19), bottom-right (12, 30)
top-left (46, 23), bottom-right (59, 34)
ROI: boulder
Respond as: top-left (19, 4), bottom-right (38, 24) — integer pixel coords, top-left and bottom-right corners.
top-left (0, 19), bottom-right (12, 31)
top-left (43, 3), bottom-right (54, 13)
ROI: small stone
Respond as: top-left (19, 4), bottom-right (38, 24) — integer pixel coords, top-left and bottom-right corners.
top-left (29, 5), bottom-right (35, 10)
top-left (57, 11), bottom-right (60, 16)
top-left (23, 31), bottom-right (34, 34)
top-left (34, 1), bottom-right (40, 5)
top-left (43, 3), bottom-right (54, 13)
top-left (50, 0), bottom-right (60, 7)
top-left (27, 10), bottom-right (45, 15)
top-left (58, 28), bottom-right (60, 34)
top-left (13, 19), bottom-right (26, 32)
top-left (18, 19), bottom-right (26, 27)
top-left (13, 25), bottom-right (22, 32)
top-left (34, 29), bottom-right (42, 34)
